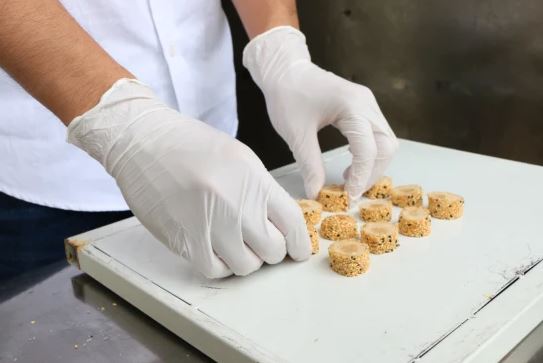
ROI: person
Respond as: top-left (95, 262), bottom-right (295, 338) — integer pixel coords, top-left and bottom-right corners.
top-left (0, 0), bottom-right (398, 280)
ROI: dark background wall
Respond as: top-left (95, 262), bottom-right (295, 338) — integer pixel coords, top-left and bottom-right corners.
top-left (222, 0), bottom-right (543, 170)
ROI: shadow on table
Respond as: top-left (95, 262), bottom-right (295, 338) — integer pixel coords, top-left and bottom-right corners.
top-left (0, 260), bottom-right (68, 303)
top-left (70, 273), bottom-right (215, 363)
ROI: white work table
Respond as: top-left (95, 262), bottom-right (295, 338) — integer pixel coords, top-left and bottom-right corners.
top-left (66, 139), bottom-right (543, 363)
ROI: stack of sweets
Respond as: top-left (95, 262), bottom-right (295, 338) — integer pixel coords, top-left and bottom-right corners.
top-left (361, 222), bottom-right (399, 254)
top-left (427, 192), bottom-right (464, 219)
top-left (359, 200), bottom-right (392, 222)
top-left (320, 214), bottom-right (359, 241)
top-left (328, 239), bottom-right (370, 277)
top-left (298, 199), bottom-right (323, 254)
top-left (313, 174), bottom-right (466, 276)
top-left (391, 185), bottom-right (423, 207)
top-left (363, 176), bottom-right (392, 199)
top-left (317, 184), bottom-right (349, 212)
top-left (399, 206), bottom-right (431, 237)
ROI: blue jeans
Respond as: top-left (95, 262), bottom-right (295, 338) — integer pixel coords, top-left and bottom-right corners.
top-left (0, 191), bottom-right (132, 281)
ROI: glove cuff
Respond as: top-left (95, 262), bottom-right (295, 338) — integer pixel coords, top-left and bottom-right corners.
top-left (66, 78), bottom-right (159, 166)
top-left (242, 26), bottom-right (311, 89)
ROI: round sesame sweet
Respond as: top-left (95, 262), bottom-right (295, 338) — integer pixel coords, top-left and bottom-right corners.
top-left (319, 214), bottom-right (358, 241)
top-left (428, 192), bottom-right (464, 220)
top-left (363, 176), bottom-right (392, 199)
top-left (306, 222), bottom-right (319, 254)
top-left (361, 222), bottom-right (399, 254)
top-left (391, 185), bottom-right (423, 207)
top-left (399, 207), bottom-right (431, 237)
top-left (328, 239), bottom-right (370, 277)
top-left (359, 200), bottom-right (392, 222)
top-left (317, 184), bottom-right (349, 212)
top-left (297, 199), bottom-right (323, 225)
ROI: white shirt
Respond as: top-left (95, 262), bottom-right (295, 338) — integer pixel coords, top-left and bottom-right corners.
top-left (0, 0), bottom-right (237, 211)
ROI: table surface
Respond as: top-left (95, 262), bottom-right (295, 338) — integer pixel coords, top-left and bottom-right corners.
top-left (66, 140), bottom-right (543, 363)
top-left (3, 139), bottom-right (543, 363)
top-left (2, 263), bottom-right (543, 363)
top-left (0, 262), bottom-right (209, 363)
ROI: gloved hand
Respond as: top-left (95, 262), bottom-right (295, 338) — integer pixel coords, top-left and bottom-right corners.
top-left (67, 79), bottom-right (311, 278)
top-left (243, 26), bottom-right (399, 200)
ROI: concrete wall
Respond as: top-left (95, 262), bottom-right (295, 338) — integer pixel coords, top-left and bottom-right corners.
top-left (224, 1), bottom-right (543, 169)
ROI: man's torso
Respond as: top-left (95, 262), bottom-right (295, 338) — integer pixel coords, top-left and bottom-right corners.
top-left (0, 0), bottom-right (237, 211)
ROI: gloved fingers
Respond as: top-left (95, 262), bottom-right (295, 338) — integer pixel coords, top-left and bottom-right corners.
top-left (267, 183), bottom-right (312, 261)
top-left (289, 128), bottom-right (326, 200)
top-left (138, 213), bottom-right (232, 279)
top-left (183, 231), bottom-right (233, 279)
top-left (213, 241), bottom-right (263, 277)
top-left (334, 117), bottom-right (377, 199)
top-left (241, 209), bottom-right (287, 265)
top-left (342, 165), bottom-right (350, 181)
top-left (365, 131), bottom-right (399, 188)
top-left (366, 92), bottom-right (396, 137)
top-left (210, 219), bottom-right (263, 276)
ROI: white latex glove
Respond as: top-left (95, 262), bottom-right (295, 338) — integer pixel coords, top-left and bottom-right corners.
top-left (243, 26), bottom-right (399, 200)
top-left (67, 79), bottom-right (311, 278)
